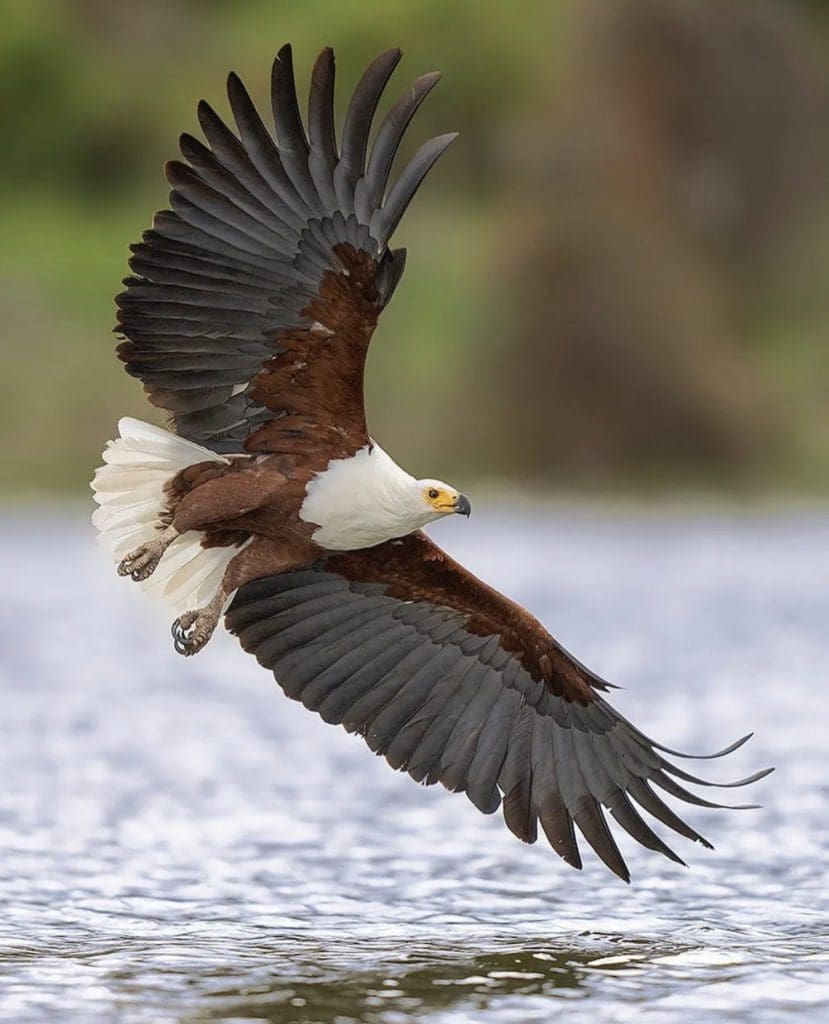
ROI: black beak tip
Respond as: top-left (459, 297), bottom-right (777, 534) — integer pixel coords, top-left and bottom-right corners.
top-left (455, 494), bottom-right (471, 518)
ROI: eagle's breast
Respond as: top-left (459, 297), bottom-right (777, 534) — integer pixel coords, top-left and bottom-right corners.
top-left (299, 442), bottom-right (424, 551)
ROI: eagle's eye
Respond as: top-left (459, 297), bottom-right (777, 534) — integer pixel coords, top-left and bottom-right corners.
top-left (428, 488), bottom-right (440, 500)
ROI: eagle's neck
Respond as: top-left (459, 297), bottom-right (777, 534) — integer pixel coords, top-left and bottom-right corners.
top-left (299, 443), bottom-right (432, 551)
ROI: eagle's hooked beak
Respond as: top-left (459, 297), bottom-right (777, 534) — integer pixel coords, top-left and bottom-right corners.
top-left (454, 494), bottom-right (471, 518)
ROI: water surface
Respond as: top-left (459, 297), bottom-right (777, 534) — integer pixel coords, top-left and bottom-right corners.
top-left (0, 507), bottom-right (826, 1022)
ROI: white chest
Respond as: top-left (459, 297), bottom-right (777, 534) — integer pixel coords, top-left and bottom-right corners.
top-left (299, 443), bottom-right (426, 551)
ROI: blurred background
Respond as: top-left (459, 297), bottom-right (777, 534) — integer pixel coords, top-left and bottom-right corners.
top-left (2, 0), bottom-right (829, 496)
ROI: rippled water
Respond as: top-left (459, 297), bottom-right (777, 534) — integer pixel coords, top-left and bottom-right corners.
top-left (0, 506), bottom-right (827, 1023)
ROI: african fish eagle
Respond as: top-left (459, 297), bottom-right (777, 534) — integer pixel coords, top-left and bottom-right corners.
top-left (91, 45), bottom-right (770, 881)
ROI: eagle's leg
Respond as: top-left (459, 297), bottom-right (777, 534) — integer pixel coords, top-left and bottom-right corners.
top-left (170, 535), bottom-right (315, 657)
top-left (118, 525), bottom-right (178, 581)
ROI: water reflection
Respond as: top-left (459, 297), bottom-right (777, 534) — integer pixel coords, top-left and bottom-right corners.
top-left (182, 938), bottom-right (674, 1022)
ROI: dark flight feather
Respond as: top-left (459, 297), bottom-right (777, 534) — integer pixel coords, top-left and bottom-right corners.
top-left (369, 132), bottom-right (458, 242)
top-left (354, 72), bottom-right (442, 222)
top-left (271, 45), bottom-right (320, 214)
top-left (333, 48), bottom-right (402, 213)
top-left (307, 47), bottom-right (338, 212)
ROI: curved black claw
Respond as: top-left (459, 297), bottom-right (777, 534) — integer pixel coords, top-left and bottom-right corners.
top-left (171, 615), bottom-right (197, 656)
top-left (171, 609), bottom-right (217, 657)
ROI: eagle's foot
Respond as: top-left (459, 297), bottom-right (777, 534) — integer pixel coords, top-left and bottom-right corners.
top-left (117, 527), bottom-right (177, 581)
top-left (171, 594), bottom-right (223, 657)
top-left (118, 539), bottom-right (166, 581)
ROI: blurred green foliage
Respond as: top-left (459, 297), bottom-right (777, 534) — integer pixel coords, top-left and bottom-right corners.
top-left (1, 0), bottom-right (828, 495)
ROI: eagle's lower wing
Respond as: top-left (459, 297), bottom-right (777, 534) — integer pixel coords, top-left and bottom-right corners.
top-left (226, 532), bottom-right (770, 881)
top-left (116, 46), bottom-right (455, 454)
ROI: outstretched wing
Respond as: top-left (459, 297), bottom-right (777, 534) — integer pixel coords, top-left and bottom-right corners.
top-left (226, 532), bottom-right (771, 881)
top-left (116, 46), bottom-right (455, 454)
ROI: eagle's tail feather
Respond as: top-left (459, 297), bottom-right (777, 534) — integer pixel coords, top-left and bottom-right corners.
top-left (91, 418), bottom-right (244, 616)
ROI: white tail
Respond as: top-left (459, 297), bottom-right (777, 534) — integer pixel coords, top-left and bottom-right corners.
top-left (91, 418), bottom-right (247, 616)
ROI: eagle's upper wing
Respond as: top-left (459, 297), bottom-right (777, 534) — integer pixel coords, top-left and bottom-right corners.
top-left (116, 46), bottom-right (455, 454)
top-left (226, 532), bottom-right (770, 881)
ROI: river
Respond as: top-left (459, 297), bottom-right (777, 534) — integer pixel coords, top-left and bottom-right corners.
top-left (0, 506), bottom-right (826, 1022)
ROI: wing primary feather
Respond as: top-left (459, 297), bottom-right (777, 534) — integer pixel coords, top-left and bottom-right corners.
top-left (370, 132), bottom-right (458, 243)
top-left (659, 761), bottom-right (775, 789)
top-left (271, 45), bottom-right (322, 214)
top-left (307, 46), bottom-right (339, 212)
top-left (224, 74), bottom-right (311, 223)
top-left (601, 702), bottom-right (757, 760)
top-left (197, 95), bottom-right (305, 230)
top-left (606, 791), bottom-right (687, 866)
top-left (354, 71), bottom-right (441, 222)
top-left (333, 48), bottom-right (402, 214)
top-left (502, 780), bottom-right (537, 844)
top-left (574, 801), bottom-right (631, 883)
top-left (271, 45), bottom-right (310, 153)
top-left (552, 722), bottom-right (630, 880)
top-left (650, 732), bottom-right (756, 759)
top-left (569, 713), bottom-right (686, 867)
top-left (650, 769), bottom-right (760, 811)
top-left (625, 777), bottom-right (714, 848)
top-left (531, 716), bottom-right (582, 869)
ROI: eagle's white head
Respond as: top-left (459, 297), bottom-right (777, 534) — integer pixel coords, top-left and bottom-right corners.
top-left (300, 443), bottom-right (470, 552)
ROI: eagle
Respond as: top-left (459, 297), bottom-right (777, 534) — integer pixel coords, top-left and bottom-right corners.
top-left (91, 45), bottom-right (770, 881)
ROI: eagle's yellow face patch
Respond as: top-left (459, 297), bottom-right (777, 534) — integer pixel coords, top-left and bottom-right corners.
top-left (419, 482), bottom-right (470, 517)
top-left (423, 484), bottom-right (458, 513)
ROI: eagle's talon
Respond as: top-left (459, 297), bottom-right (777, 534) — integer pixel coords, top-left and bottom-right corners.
top-left (171, 604), bottom-right (220, 657)
top-left (118, 539), bottom-right (168, 581)
top-left (171, 613), bottom-right (195, 642)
